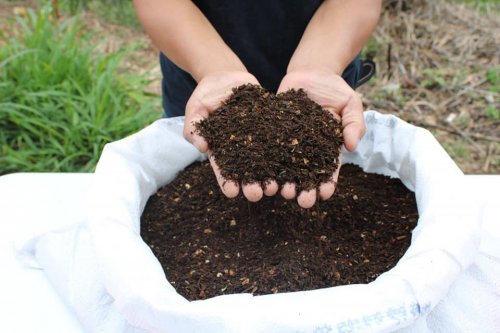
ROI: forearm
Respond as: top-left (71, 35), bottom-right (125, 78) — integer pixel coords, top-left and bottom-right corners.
top-left (133, 0), bottom-right (247, 82)
top-left (288, 0), bottom-right (382, 75)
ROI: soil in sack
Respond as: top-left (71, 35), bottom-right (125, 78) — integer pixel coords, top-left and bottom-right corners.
top-left (141, 85), bottom-right (418, 301)
top-left (141, 162), bottom-right (418, 301)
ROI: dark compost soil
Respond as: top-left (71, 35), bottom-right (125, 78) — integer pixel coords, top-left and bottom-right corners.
top-left (195, 84), bottom-right (344, 192)
top-left (140, 162), bottom-right (418, 301)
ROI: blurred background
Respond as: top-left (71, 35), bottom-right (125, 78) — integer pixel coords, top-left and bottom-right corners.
top-left (0, 0), bottom-right (498, 175)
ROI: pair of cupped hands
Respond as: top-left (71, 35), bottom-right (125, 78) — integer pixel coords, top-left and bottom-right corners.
top-left (183, 70), bottom-right (366, 209)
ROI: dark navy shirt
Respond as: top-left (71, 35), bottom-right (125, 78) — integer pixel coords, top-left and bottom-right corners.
top-left (160, 0), bottom-right (361, 117)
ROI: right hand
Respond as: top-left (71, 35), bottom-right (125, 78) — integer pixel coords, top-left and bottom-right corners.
top-left (184, 71), bottom-right (270, 201)
top-left (276, 69), bottom-right (366, 208)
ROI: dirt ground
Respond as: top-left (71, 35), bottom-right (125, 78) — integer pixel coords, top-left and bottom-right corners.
top-left (1, 0), bottom-right (498, 174)
top-left (359, 1), bottom-right (499, 174)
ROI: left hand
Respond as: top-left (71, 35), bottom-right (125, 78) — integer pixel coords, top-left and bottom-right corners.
top-left (183, 70), bottom-right (267, 201)
top-left (277, 70), bottom-right (366, 208)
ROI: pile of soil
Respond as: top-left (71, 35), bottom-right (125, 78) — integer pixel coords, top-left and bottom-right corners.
top-left (141, 162), bottom-right (418, 301)
top-left (195, 84), bottom-right (343, 192)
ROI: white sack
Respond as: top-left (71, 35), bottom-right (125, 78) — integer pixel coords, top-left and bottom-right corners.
top-left (18, 111), bottom-right (482, 332)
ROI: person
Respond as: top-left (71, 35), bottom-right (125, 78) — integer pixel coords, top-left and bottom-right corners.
top-left (133, 0), bottom-right (382, 208)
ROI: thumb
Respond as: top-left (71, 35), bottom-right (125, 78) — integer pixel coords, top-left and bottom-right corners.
top-left (340, 94), bottom-right (365, 152)
top-left (183, 98), bottom-right (209, 153)
top-left (276, 71), bottom-right (307, 94)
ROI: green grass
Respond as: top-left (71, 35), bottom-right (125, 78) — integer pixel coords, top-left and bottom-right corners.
top-left (361, 37), bottom-right (381, 60)
top-left (88, 0), bottom-right (141, 29)
top-left (0, 6), bottom-right (159, 175)
top-left (486, 67), bottom-right (499, 93)
top-left (57, 0), bottom-right (141, 29)
top-left (486, 105), bottom-right (499, 120)
top-left (443, 141), bottom-right (470, 160)
top-left (421, 68), bottom-right (448, 90)
top-left (458, 0), bottom-right (500, 12)
top-left (484, 67), bottom-right (499, 120)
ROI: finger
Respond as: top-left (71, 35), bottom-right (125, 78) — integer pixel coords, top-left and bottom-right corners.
top-left (263, 180), bottom-right (279, 196)
top-left (326, 108), bottom-right (342, 122)
top-left (183, 106), bottom-right (210, 152)
top-left (276, 73), bottom-right (295, 94)
top-left (242, 183), bottom-right (264, 202)
top-left (318, 181), bottom-right (336, 201)
top-left (319, 154), bottom-right (342, 201)
top-left (297, 189), bottom-right (317, 209)
top-left (340, 93), bottom-right (365, 152)
top-left (276, 71), bottom-right (309, 94)
top-left (185, 116), bottom-right (209, 152)
top-left (280, 182), bottom-right (296, 200)
top-left (208, 152), bottom-right (239, 198)
top-left (276, 78), bottom-right (293, 94)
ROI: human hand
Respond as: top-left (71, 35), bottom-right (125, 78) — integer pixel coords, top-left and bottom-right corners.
top-left (276, 70), bottom-right (366, 208)
top-left (184, 71), bottom-right (270, 201)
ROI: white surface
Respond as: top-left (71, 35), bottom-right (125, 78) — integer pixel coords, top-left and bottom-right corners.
top-left (0, 173), bottom-right (90, 333)
top-left (415, 175), bottom-right (500, 333)
top-left (0, 174), bottom-right (498, 333)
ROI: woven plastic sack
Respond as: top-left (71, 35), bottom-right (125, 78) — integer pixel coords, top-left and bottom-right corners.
top-left (21, 111), bottom-right (481, 332)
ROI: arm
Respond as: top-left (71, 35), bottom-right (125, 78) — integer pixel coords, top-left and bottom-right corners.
top-left (279, 0), bottom-right (382, 208)
top-left (288, 0), bottom-right (382, 77)
top-left (132, 0), bottom-right (246, 82)
top-left (287, 0), bottom-right (381, 150)
top-left (133, 0), bottom-right (259, 200)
